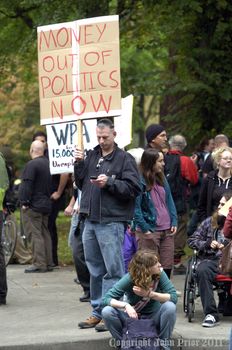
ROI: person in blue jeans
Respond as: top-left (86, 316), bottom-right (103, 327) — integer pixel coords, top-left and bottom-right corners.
top-left (74, 118), bottom-right (141, 332)
top-left (102, 249), bottom-right (177, 350)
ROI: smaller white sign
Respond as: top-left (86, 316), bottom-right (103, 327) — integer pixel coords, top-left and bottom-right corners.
top-left (46, 95), bottom-right (133, 174)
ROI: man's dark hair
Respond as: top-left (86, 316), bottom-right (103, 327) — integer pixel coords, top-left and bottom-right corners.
top-left (97, 118), bottom-right (114, 129)
top-left (32, 131), bottom-right (47, 142)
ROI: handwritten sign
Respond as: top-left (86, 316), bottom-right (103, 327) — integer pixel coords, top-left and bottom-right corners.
top-left (38, 16), bottom-right (121, 125)
top-left (46, 95), bottom-right (133, 174)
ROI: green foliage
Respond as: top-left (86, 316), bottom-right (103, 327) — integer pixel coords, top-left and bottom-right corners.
top-left (1, 0), bottom-right (232, 169)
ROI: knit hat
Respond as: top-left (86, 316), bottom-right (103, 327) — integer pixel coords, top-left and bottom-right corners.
top-left (145, 124), bottom-right (165, 143)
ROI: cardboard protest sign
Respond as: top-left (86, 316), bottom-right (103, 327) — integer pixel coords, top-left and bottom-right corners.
top-left (46, 95), bottom-right (133, 174)
top-left (38, 15), bottom-right (121, 125)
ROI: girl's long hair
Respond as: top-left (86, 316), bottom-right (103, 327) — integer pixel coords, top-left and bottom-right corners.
top-left (212, 190), bottom-right (232, 229)
top-left (128, 250), bottom-right (160, 289)
top-left (140, 149), bottom-right (164, 190)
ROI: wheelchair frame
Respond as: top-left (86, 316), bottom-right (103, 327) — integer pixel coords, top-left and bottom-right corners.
top-left (183, 251), bottom-right (232, 322)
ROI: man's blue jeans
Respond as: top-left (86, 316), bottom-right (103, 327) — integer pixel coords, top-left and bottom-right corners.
top-left (83, 219), bottom-right (125, 319)
top-left (102, 301), bottom-right (176, 350)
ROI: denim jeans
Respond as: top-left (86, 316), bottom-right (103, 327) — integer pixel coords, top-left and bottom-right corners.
top-left (102, 301), bottom-right (176, 350)
top-left (83, 219), bottom-right (125, 319)
top-left (68, 212), bottom-right (79, 248)
top-left (0, 211), bottom-right (7, 302)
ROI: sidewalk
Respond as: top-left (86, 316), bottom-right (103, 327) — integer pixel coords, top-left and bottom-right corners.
top-left (1, 265), bottom-right (231, 350)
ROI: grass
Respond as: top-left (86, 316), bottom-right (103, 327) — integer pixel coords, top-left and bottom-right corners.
top-left (56, 212), bottom-right (73, 265)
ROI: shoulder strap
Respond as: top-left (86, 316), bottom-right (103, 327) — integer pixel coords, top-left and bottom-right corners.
top-left (134, 279), bottom-right (159, 313)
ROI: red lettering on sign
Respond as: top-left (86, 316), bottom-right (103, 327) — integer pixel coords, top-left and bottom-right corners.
top-left (91, 94), bottom-right (112, 113)
top-left (109, 70), bottom-right (119, 88)
top-left (96, 23), bottom-right (107, 42)
top-left (39, 30), bottom-right (57, 50)
top-left (43, 56), bottom-right (55, 73)
top-left (51, 99), bottom-right (63, 119)
top-left (40, 76), bottom-right (51, 98)
top-left (71, 95), bottom-right (87, 116)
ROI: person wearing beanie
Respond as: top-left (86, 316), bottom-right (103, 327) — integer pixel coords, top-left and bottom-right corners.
top-left (145, 124), bottom-right (167, 150)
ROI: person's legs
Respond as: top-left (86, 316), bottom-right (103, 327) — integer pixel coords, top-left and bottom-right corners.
top-left (197, 260), bottom-right (218, 318)
top-left (0, 211), bottom-right (7, 304)
top-left (72, 218), bottom-right (90, 294)
top-left (95, 222), bottom-right (125, 297)
top-left (48, 197), bottom-right (62, 266)
top-left (102, 306), bottom-right (128, 341)
top-left (151, 301), bottom-right (176, 350)
top-left (159, 231), bottom-right (174, 278)
top-left (82, 220), bottom-right (106, 319)
top-left (42, 214), bottom-right (53, 267)
top-left (23, 209), bottom-right (47, 269)
top-left (174, 213), bottom-right (188, 264)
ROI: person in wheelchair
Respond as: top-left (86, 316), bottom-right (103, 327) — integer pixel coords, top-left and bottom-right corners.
top-left (187, 190), bottom-right (232, 327)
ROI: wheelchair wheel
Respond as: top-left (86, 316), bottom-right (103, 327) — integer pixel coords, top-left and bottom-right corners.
top-left (183, 258), bottom-right (196, 322)
top-left (187, 290), bottom-right (195, 322)
top-left (2, 217), bottom-right (17, 266)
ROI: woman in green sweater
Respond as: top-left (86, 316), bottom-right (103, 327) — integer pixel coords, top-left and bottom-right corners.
top-left (102, 250), bottom-right (177, 350)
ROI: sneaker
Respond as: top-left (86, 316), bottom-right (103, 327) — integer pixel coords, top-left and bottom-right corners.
top-left (24, 265), bottom-right (48, 273)
top-left (78, 316), bottom-right (101, 329)
top-left (202, 314), bottom-right (219, 328)
top-left (95, 320), bottom-right (108, 332)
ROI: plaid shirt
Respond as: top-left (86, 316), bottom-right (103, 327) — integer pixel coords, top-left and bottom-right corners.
top-left (187, 217), bottom-right (224, 260)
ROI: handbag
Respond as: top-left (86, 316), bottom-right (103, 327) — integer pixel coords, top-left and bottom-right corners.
top-left (121, 281), bottom-right (159, 350)
top-left (220, 241), bottom-right (232, 276)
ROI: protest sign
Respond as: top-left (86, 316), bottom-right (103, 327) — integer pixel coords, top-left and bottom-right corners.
top-left (38, 15), bottom-right (121, 125)
top-left (46, 95), bottom-right (133, 174)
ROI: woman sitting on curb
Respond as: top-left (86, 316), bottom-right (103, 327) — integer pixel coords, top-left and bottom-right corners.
top-left (101, 249), bottom-right (177, 350)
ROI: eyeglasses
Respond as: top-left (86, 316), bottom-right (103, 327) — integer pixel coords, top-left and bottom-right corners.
top-left (221, 157), bottom-right (232, 161)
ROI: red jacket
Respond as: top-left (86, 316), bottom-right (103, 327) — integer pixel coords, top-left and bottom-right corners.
top-left (223, 206), bottom-right (232, 238)
top-left (168, 150), bottom-right (198, 185)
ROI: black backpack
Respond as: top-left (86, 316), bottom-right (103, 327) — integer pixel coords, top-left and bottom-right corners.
top-left (164, 153), bottom-right (187, 214)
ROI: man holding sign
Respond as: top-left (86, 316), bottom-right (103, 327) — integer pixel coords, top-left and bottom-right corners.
top-left (74, 118), bottom-right (140, 331)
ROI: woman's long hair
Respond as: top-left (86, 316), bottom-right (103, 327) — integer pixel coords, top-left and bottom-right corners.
top-left (128, 250), bottom-right (160, 289)
top-left (140, 149), bottom-right (164, 190)
top-left (211, 190), bottom-right (232, 229)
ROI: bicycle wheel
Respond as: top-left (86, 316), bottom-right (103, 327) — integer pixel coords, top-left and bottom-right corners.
top-left (2, 218), bottom-right (17, 266)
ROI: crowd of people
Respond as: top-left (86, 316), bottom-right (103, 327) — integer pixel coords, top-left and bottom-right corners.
top-left (0, 119), bottom-right (232, 349)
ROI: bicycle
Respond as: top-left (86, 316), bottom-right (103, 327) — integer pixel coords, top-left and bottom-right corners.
top-left (1, 203), bottom-right (18, 266)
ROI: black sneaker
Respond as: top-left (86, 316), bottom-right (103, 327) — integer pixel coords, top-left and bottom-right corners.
top-left (202, 314), bottom-right (219, 327)
top-left (24, 265), bottom-right (48, 273)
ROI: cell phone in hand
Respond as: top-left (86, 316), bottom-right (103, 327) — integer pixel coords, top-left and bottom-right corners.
top-left (90, 175), bottom-right (98, 179)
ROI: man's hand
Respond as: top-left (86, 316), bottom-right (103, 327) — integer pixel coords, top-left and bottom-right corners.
top-left (74, 148), bottom-right (84, 162)
top-left (51, 191), bottom-right (61, 200)
top-left (90, 174), bottom-right (108, 188)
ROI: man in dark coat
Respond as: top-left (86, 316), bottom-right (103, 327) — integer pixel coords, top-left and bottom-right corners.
top-left (19, 140), bottom-right (53, 273)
